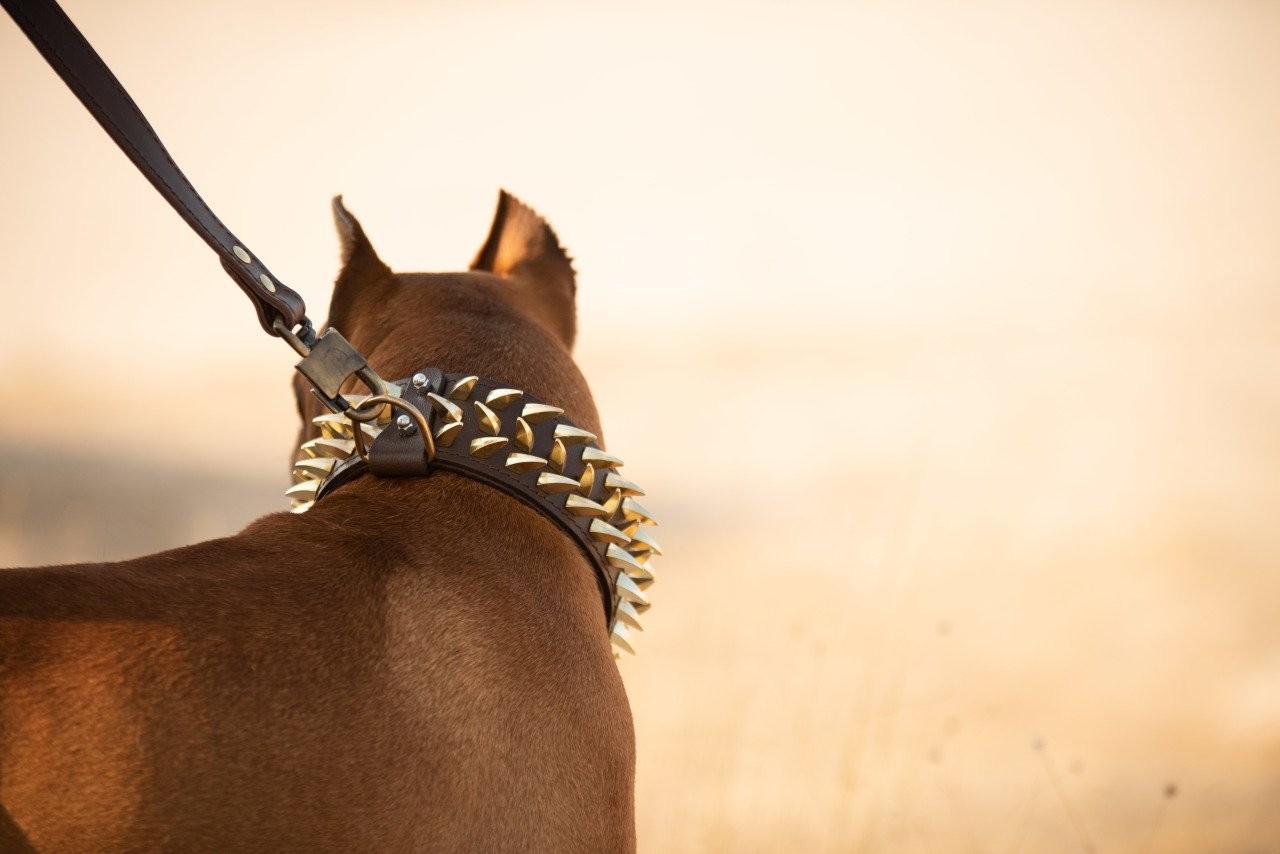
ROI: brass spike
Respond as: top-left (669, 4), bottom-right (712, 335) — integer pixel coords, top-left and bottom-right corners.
top-left (521, 403), bottom-right (564, 424)
top-left (318, 423), bottom-right (350, 440)
top-left (610, 623), bottom-right (636, 655)
top-left (564, 494), bottom-right (609, 517)
top-left (590, 519), bottom-right (632, 546)
top-left (514, 417), bottom-right (534, 452)
top-left (549, 439), bottom-right (567, 473)
top-left (553, 424), bottom-right (597, 445)
top-left (285, 479), bottom-right (321, 501)
top-left (474, 401), bottom-right (501, 436)
top-left (302, 437), bottom-right (354, 459)
top-left (537, 472), bottom-right (580, 494)
top-left (628, 527), bottom-right (664, 556)
top-left (606, 543), bottom-right (648, 576)
top-left (581, 448), bottom-right (624, 469)
top-left (630, 599), bottom-right (652, 614)
top-left (615, 600), bottom-right (644, 631)
top-left (470, 436), bottom-right (508, 458)
top-left (602, 488), bottom-right (623, 516)
top-left (485, 388), bottom-right (523, 410)
top-left (447, 375), bottom-right (479, 400)
top-left (292, 457), bottom-right (338, 483)
top-left (627, 562), bottom-right (655, 587)
top-left (578, 463), bottom-right (596, 496)
top-left (434, 420), bottom-right (464, 447)
top-left (620, 498), bottom-right (657, 525)
top-left (289, 500), bottom-right (314, 514)
top-left (504, 452), bottom-right (546, 474)
top-left (615, 573), bottom-right (650, 607)
top-left (426, 392), bottom-right (464, 422)
top-left (312, 413), bottom-right (353, 439)
top-left (604, 473), bottom-right (646, 496)
top-left (618, 518), bottom-right (642, 538)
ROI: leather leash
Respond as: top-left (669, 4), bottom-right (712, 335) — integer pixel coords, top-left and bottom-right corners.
top-left (0, 0), bottom-right (391, 414)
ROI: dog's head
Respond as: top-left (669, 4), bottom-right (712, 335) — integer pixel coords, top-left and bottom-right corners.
top-left (293, 192), bottom-right (599, 442)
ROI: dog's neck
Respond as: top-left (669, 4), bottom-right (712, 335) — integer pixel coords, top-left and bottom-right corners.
top-left (286, 368), bottom-right (657, 657)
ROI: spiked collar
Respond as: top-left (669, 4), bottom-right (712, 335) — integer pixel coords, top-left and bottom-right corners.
top-left (287, 370), bottom-right (657, 656)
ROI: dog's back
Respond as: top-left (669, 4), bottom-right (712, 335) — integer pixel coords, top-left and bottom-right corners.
top-left (0, 194), bottom-right (636, 852)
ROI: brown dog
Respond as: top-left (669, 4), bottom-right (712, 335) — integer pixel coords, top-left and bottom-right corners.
top-left (0, 193), bottom-right (636, 852)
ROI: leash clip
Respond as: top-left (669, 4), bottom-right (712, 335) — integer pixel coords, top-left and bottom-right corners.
top-left (272, 319), bottom-right (398, 413)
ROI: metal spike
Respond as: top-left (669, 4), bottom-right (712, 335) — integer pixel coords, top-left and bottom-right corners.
top-left (514, 417), bottom-right (534, 452)
top-left (504, 452), bottom-right (546, 474)
top-left (470, 436), bottom-right (508, 458)
top-left (318, 423), bottom-right (351, 440)
top-left (485, 388), bottom-right (523, 410)
top-left (474, 401), bottom-right (501, 436)
top-left (447, 375), bottom-right (478, 400)
top-left (604, 472), bottom-right (645, 496)
top-left (590, 519), bottom-right (632, 546)
top-left (610, 622), bottom-right (636, 655)
top-left (285, 479), bottom-right (321, 501)
top-left (581, 448), bottom-right (624, 469)
top-left (615, 600), bottom-right (644, 631)
top-left (578, 463), bottom-right (596, 496)
top-left (292, 457), bottom-right (338, 482)
top-left (602, 488), bottom-right (623, 516)
top-left (521, 403), bottom-right (564, 424)
top-left (606, 543), bottom-right (648, 576)
top-left (549, 439), bottom-right (567, 473)
top-left (564, 494), bottom-right (609, 517)
top-left (290, 500), bottom-right (314, 514)
top-left (553, 424), bottom-right (596, 445)
top-left (615, 573), bottom-right (650, 607)
top-left (302, 437), bottom-right (355, 459)
top-left (620, 498), bottom-right (657, 525)
top-left (618, 518), bottom-right (642, 538)
top-left (427, 392), bottom-right (464, 422)
top-left (312, 413), bottom-right (353, 439)
top-left (434, 420), bottom-right (464, 447)
top-left (628, 527), bottom-right (664, 556)
top-left (537, 472), bottom-right (580, 494)
top-left (627, 562), bottom-right (655, 587)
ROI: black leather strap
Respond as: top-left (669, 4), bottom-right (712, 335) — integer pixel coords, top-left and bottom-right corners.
top-left (1, 0), bottom-right (308, 335)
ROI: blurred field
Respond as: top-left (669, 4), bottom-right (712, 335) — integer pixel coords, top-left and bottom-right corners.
top-left (4, 0), bottom-right (1280, 850)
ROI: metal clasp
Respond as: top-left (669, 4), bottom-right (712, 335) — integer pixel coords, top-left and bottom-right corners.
top-left (347, 394), bottom-right (436, 463)
top-left (272, 318), bottom-right (399, 413)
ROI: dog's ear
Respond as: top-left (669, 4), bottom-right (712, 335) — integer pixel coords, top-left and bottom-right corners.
top-left (471, 190), bottom-right (577, 348)
top-left (328, 195), bottom-right (393, 332)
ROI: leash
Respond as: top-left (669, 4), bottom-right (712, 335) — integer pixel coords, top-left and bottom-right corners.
top-left (1, 0), bottom-right (659, 649)
top-left (0, 0), bottom-right (393, 414)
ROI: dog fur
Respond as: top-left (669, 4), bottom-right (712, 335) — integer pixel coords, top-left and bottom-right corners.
top-left (0, 192), bottom-right (635, 852)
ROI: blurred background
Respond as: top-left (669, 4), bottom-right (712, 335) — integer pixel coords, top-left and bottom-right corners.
top-left (3, 0), bottom-right (1279, 849)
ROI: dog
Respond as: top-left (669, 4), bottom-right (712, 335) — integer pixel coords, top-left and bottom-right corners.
top-left (0, 192), bottom-right (636, 852)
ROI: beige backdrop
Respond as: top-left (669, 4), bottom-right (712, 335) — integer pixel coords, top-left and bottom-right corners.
top-left (2, 0), bottom-right (1279, 850)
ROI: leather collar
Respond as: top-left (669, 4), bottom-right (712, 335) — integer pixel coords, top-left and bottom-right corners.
top-left (287, 370), bottom-right (658, 655)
